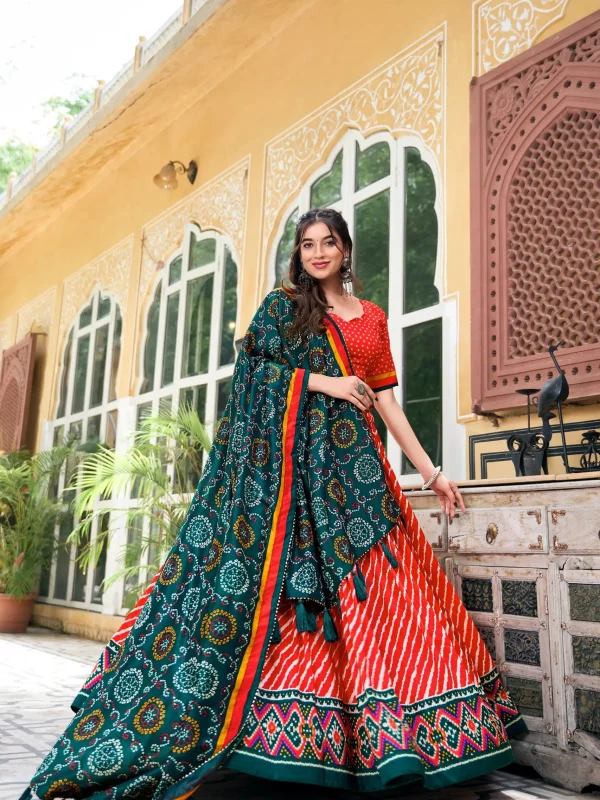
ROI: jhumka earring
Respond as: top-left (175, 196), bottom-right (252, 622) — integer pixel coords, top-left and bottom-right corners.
top-left (340, 257), bottom-right (353, 297)
top-left (298, 267), bottom-right (314, 289)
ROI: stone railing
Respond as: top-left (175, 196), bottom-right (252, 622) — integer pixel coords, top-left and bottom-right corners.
top-left (0, 0), bottom-right (206, 210)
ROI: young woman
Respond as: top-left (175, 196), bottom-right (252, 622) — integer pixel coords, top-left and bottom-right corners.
top-left (23, 208), bottom-right (524, 800)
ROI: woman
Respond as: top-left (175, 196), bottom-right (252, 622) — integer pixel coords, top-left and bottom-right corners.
top-left (23, 208), bottom-right (524, 800)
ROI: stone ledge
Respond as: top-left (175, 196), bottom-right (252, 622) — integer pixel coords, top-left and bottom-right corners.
top-left (32, 603), bottom-right (123, 643)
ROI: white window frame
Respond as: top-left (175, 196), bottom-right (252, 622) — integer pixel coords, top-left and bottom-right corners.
top-left (268, 130), bottom-right (465, 484)
top-left (124, 224), bottom-right (240, 607)
top-left (40, 287), bottom-right (122, 611)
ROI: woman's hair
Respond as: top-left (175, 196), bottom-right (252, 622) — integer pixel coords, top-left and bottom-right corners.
top-left (284, 207), bottom-right (362, 338)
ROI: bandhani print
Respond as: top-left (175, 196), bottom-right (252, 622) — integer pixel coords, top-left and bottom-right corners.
top-left (21, 289), bottom-right (525, 800)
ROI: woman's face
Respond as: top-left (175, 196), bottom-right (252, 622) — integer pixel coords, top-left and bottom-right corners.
top-left (298, 221), bottom-right (346, 282)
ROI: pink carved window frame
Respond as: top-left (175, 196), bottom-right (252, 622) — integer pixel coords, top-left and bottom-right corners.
top-left (470, 11), bottom-right (600, 412)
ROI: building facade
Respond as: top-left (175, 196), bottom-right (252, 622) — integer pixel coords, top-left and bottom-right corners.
top-left (0, 0), bottom-right (598, 635)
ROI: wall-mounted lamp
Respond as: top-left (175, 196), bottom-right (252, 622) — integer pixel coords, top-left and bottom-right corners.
top-left (153, 160), bottom-right (198, 190)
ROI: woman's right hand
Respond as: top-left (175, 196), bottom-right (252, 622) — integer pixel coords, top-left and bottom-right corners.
top-left (320, 375), bottom-right (377, 412)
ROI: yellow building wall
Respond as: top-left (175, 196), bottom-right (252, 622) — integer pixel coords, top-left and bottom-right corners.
top-left (0, 0), bottom-right (598, 475)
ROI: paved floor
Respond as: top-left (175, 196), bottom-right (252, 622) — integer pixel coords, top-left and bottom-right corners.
top-left (0, 627), bottom-right (592, 800)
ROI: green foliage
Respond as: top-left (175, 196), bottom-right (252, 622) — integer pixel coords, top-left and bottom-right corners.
top-left (42, 87), bottom-right (94, 136)
top-left (0, 441), bottom-right (76, 598)
top-left (0, 86), bottom-right (95, 193)
top-left (68, 403), bottom-right (212, 604)
top-left (0, 139), bottom-right (35, 192)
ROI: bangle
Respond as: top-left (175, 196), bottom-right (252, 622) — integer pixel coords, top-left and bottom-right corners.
top-left (422, 466), bottom-right (441, 491)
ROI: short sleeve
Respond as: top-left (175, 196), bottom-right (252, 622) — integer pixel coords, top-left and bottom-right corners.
top-left (365, 312), bottom-right (398, 392)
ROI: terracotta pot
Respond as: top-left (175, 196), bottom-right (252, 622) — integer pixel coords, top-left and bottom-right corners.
top-left (0, 593), bottom-right (37, 633)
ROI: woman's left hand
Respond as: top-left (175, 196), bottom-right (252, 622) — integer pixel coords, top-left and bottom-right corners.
top-left (430, 474), bottom-right (466, 519)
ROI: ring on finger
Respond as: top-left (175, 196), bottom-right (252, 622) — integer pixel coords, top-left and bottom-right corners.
top-left (356, 382), bottom-right (366, 396)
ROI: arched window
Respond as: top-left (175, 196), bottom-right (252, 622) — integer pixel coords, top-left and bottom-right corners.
top-left (270, 133), bottom-right (452, 481)
top-left (138, 223), bottom-right (239, 451)
top-left (39, 289), bottom-right (122, 608)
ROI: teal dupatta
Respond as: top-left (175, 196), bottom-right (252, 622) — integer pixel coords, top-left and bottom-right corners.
top-left (24, 288), bottom-right (401, 800)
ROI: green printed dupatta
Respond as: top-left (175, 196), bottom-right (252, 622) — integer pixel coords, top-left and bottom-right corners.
top-left (24, 288), bottom-right (402, 800)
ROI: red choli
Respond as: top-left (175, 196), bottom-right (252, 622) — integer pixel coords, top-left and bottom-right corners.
top-left (328, 299), bottom-right (398, 392)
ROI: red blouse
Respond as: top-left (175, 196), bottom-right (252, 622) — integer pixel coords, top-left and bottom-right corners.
top-left (328, 299), bottom-right (398, 392)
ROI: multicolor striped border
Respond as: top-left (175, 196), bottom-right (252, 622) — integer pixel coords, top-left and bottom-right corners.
top-left (323, 315), bottom-right (353, 376)
top-left (167, 366), bottom-right (309, 800)
top-left (366, 369), bottom-right (398, 392)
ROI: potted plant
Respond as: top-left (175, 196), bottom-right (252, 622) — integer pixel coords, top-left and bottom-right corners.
top-left (69, 403), bottom-right (212, 605)
top-left (0, 443), bottom-right (74, 632)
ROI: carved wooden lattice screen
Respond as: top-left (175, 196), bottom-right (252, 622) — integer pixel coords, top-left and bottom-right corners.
top-left (0, 334), bottom-right (37, 452)
top-left (471, 11), bottom-right (600, 412)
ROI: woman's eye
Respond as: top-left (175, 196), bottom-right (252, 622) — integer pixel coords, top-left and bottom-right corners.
top-left (302, 242), bottom-right (312, 248)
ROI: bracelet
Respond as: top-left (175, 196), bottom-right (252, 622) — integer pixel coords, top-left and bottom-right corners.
top-left (422, 466), bottom-right (442, 491)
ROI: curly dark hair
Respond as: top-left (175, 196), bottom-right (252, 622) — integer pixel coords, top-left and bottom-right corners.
top-left (283, 208), bottom-right (362, 338)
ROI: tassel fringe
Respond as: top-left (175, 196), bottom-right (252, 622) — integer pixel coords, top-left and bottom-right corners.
top-left (295, 600), bottom-right (317, 633)
top-left (271, 616), bottom-right (281, 644)
top-left (352, 564), bottom-right (368, 602)
top-left (323, 607), bottom-right (339, 642)
top-left (381, 540), bottom-right (399, 569)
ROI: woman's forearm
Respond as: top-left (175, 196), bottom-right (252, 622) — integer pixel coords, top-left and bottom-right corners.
top-left (307, 372), bottom-right (332, 394)
top-left (375, 392), bottom-right (436, 481)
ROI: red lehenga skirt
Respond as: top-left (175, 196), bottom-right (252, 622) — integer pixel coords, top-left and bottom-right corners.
top-left (224, 421), bottom-right (526, 791)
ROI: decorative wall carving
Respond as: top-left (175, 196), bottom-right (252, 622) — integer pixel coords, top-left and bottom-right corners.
top-left (471, 11), bottom-right (600, 411)
top-left (474, 0), bottom-right (570, 75)
top-left (139, 157), bottom-right (250, 307)
top-left (0, 318), bottom-right (14, 363)
top-left (59, 236), bottom-right (134, 354)
top-left (260, 26), bottom-right (445, 280)
top-left (16, 286), bottom-right (57, 341)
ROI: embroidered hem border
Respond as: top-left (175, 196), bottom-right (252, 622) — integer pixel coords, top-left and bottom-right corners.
top-left (225, 668), bottom-right (526, 792)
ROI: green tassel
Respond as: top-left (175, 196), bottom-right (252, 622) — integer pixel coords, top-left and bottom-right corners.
top-left (295, 600), bottom-right (317, 633)
top-left (323, 608), bottom-right (338, 642)
top-left (271, 616), bottom-right (281, 644)
top-left (381, 540), bottom-right (398, 569)
top-left (352, 565), bottom-right (368, 602)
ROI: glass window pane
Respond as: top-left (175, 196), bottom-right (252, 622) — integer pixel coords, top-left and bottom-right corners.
top-left (50, 425), bottom-right (64, 500)
top-left (573, 636), bottom-right (600, 676)
top-left (109, 307), bottom-right (122, 403)
top-left (124, 518), bottom-right (143, 603)
top-left (462, 577), bottom-right (493, 612)
top-left (570, 584), bottom-right (600, 623)
top-left (79, 302), bottom-right (93, 329)
top-left (275, 208), bottom-right (298, 286)
top-left (402, 319), bottom-right (442, 474)
top-left (356, 141), bottom-right (390, 191)
top-left (504, 629), bottom-right (541, 666)
top-left (506, 677), bottom-right (543, 718)
top-left (92, 514), bottom-right (109, 605)
top-left (183, 274), bottom-right (213, 378)
top-left (181, 385), bottom-right (207, 425)
top-left (354, 190), bottom-right (390, 314)
top-left (53, 513), bottom-right (73, 600)
top-left (161, 292), bottom-right (180, 387)
top-left (169, 256), bottom-right (182, 285)
top-left (576, 688), bottom-right (600, 733)
top-left (57, 329), bottom-right (73, 418)
top-left (502, 580), bottom-right (538, 617)
top-left (190, 234), bottom-right (216, 269)
top-left (220, 247), bottom-right (238, 367)
top-left (72, 334), bottom-right (90, 414)
top-left (404, 147), bottom-right (439, 314)
top-left (71, 516), bottom-right (89, 603)
top-left (216, 377), bottom-right (232, 422)
top-left (98, 294), bottom-right (111, 319)
top-left (90, 325), bottom-right (108, 408)
top-left (137, 402), bottom-right (152, 427)
top-left (142, 283), bottom-right (162, 395)
top-left (106, 409), bottom-right (118, 450)
top-left (310, 149), bottom-right (343, 208)
top-left (86, 415), bottom-right (101, 445)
